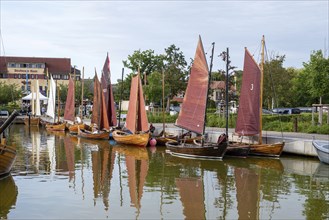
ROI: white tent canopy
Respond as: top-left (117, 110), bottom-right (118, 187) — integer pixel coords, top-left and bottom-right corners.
top-left (22, 92), bottom-right (48, 101)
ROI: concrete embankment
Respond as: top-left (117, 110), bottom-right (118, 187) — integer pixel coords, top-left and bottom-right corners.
top-left (152, 123), bottom-right (329, 157)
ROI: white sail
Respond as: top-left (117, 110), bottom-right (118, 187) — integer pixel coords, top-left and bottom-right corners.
top-left (31, 84), bottom-right (35, 115)
top-left (35, 80), bottom-right (41, 116)
top-left (46, 75), bottom-right (56, 119)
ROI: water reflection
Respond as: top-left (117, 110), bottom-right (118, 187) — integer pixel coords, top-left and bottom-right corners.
top-left (5, 125), bottom-right (329, 219)
top-left (113, 145), bottom-right (149, 216)
top-left (0, 175), bottom-right (17, 219)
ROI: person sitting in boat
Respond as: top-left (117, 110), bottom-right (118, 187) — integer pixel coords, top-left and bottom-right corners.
top-left (149, 123), bottom-right (155, 134)
top-left (75, 117), bottom-right (82, 124)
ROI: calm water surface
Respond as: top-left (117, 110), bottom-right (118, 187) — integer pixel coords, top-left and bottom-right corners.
top-left (1, 124), bottom-right (328, 219)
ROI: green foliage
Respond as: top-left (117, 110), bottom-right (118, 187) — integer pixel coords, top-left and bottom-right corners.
top-left (147, 112), bottom-right (177, 123)
top-left (0, 82), bottom-right (22, 105)
top-left (263, 54), bottom-right (294, 108)
top-left (302, 50), bottom-right (329, 103)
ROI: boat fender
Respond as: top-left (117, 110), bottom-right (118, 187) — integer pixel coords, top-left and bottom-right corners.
top-left (149, 138), bottom-right (157, 146)
top-left (217, 134), bottom-right (227, 145)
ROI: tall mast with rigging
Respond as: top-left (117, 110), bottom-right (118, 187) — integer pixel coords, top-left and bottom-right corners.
top-left (259, 35), bottom-right (265, 144)
top-left (201, 42), bottom-right (215, 146)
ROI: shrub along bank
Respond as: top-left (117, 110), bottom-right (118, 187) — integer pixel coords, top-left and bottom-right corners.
top-left (147, 112), bottom-right (329, 135)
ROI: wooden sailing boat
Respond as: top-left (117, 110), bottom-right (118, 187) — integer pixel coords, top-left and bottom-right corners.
top-left (112, 72), bottom-right (150, 147)
top-left (165, 36), bottom-right (227, 159)
top-left (0, 143), bottom-right (16, 177)
top-left (78, 71), bottom-right (110, 140)
top-left (0, 111), bottom-right (19, 177)
top-left (24, 80), bottom-right (41, 126)
top-left (45, 75), bottom-right (66, 131)
top-left (230, 36), bottom-right (284, 157)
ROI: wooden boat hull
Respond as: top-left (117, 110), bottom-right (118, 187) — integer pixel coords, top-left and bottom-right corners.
top-left (68, 123), bottom-right (86, 134)
top-left (77, 128), bottom-right (109, 140)
top-left (312, 140), bottom-right (329, 164)
top-left (165, 141), bottom-right (227, 160)
top-left (45, 123), bottom-right (66, 131)
top-left (0, 144), bottom-right (16, 177)
top-left (112, 130), bottom-right (150, 147)
top-left (226, 143), bottom-right (251, 158)
top-left (249, 142), bottom-right (285, 157)
top-left (23, 117), bottom-right (40, 126)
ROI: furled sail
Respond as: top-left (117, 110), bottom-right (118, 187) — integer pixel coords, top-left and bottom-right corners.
top-left (101, 53), bottom-right (117, 127)
top-left (175, 36), bottom-right (209, 134)
top-left (35, 80), bottom-right (41, 116)
top-left (46, 75), bottom-right (56, 119)
top-left (235, 49), bottom-right (261, 136)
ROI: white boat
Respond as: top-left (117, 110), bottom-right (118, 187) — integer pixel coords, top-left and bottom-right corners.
top-left (312, 140), bottom-right (329, 164)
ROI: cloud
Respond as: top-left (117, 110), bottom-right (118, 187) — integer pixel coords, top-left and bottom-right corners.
top-left (1, 1), bottom-right (328, 82)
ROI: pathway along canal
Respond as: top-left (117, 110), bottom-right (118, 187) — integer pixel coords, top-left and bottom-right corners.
top-left (1, 124), bottom-right (328, 219)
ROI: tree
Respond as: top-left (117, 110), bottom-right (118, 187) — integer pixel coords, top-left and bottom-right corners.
top-left (263, 54), bottom-right (294, 109)
top-left (0, 82), bottom-right (22, 105)
top-left (302, 50), bottom-right (329, 104)
top-left (163, 44), bottom-right (188, 99)
top-left (122, 49), bottom-right (164, 83)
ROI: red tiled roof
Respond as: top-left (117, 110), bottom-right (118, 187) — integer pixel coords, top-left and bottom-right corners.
top-left (0, 56), bottom-right (71, 74)
top-left (210, 81), bottom-right (236, 92)
top-left (172, 96), bottom-right (184, 103)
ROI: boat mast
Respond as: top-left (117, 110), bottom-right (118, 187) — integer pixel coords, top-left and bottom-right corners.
top-left (201, 42), bottom-right (215, 146)
top-left (57, 80), bottom-right (60, 123)
top-left (162, 69), bottom-right (165, 136)
top-left (225, 47), bottom-right (229, 139)
top-left (118, 68), bottom-right (124, 128)
top-left (80, 67), bottom-right (84, 119)
top-left (259, 35), bottom-right (265, 144)
top-left (73, 67), bottom-right (76, 119)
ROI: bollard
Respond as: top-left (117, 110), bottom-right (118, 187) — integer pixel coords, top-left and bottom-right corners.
top-left (293, 117), bottom-right (298, 132)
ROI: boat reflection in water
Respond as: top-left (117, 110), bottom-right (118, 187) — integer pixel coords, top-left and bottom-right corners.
top-left (176, 177), bottom-right (205, 219)
top-left (0, 175), bottom-right (18, 219)
top-left (113, 144), bottom-right (149, 216)
top-left (5, 124), bottom-right (329, 219)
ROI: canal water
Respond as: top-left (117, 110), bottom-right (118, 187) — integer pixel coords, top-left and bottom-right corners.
top-left (1, 124), bottom-right (328, 219)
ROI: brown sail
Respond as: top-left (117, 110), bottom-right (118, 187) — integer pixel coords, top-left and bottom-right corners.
top-left (125, 73), bottom-right (148, 134)
top-left (91, 72), bottom-right (101, 126)
top-left (91, 72), bottom-right (110, 131)
top-left (235, 49), bottom-right (261, 136)
top-left (175, 36), bottom-right (209, 134)
top-left (63, 77), bottom-right (75, 122)
top-left (101, 53), bottom-right (117, 127)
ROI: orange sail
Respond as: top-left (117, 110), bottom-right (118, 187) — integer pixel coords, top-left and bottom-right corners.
top-left (125, 73), bottom-right (148, 133)
top-left (175, 36), bottom-right (209, 134)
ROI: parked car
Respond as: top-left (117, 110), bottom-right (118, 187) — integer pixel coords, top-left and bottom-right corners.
top-left (0, 110), bottom-right (9, 118)
top-left (169, 106), bottom-right (180, 115)
top-left (272, 108), bottom-right (301, 114)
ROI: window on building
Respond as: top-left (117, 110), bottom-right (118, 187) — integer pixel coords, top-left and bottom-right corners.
top-left (18, 74), bottom-right (21, 79)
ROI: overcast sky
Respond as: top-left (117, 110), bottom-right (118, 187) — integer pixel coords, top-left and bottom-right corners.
top-left (0, 1), bottom-right (328, 82)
